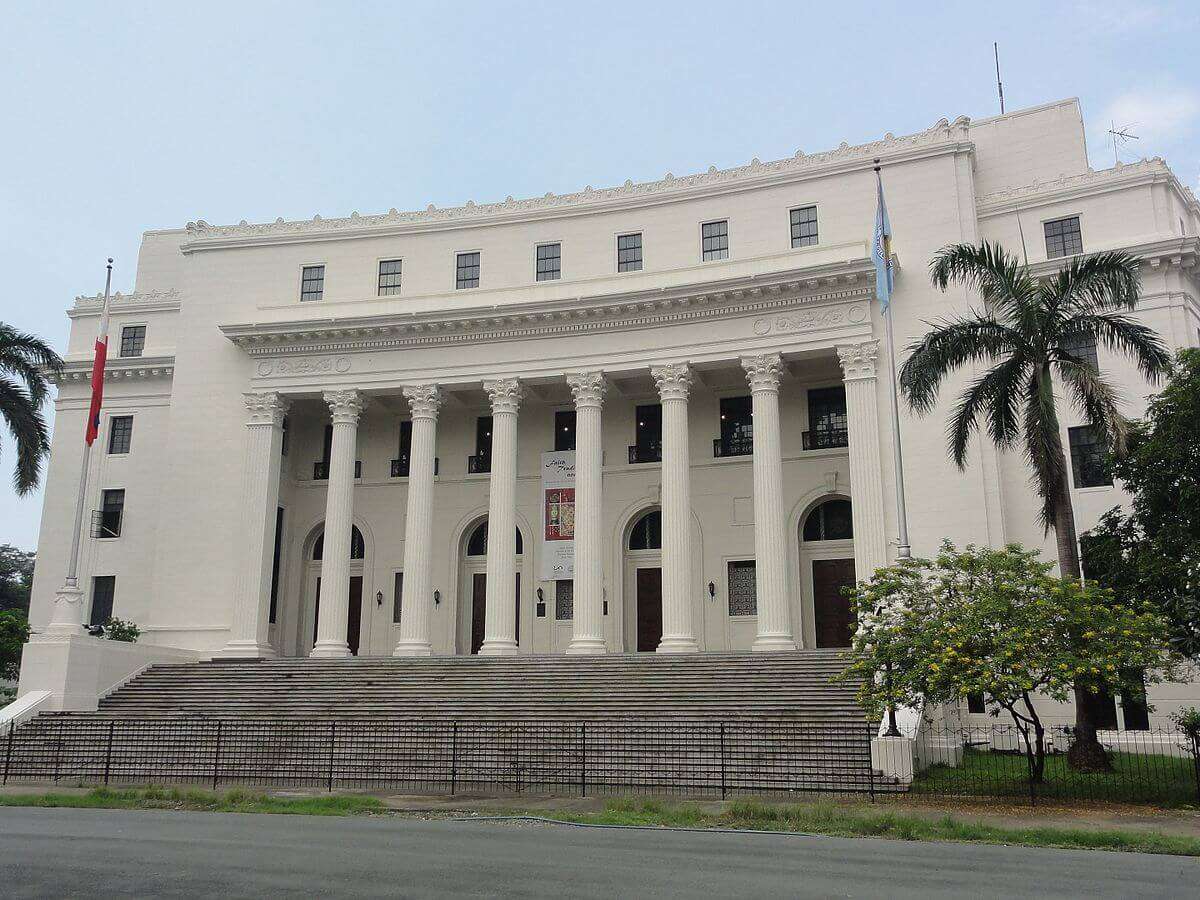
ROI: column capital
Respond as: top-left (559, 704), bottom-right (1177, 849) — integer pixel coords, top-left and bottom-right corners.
top-left (740, 353), bottom-right (784, 392)
top-left (483, 378), bottom-right (522, 415)
top-left (837, 341), bottom-right (880, 381)
top-left (566, 371), bottom-right (607, 408)
top-left (324, 389), bottom-right (366, 425)
top-left (651, 363), bottom-right (692, 401)
top-left (403, 384), bottom-right (442, 420)
top-left (243, 391), bottom-right (290, 427)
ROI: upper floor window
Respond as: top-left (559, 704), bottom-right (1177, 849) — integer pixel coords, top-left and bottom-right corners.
top-left (715, 395), bottom-right (753, 457)
top-left (90, 575), bottom-right (116, 627)
top-left (790, 205), bottom-right (818, 248)
top-left (119, 325), bottom-right (145, 358)
top-left (1060, 331), bottom-right (1099, 371)
top-left (107, 415), bottom-right (133, 455)
top-left (469, 416), bottom-right (493, 473)
top-left (617, 232), bottom-right (643, 272)
top-left (630, 403), bottom-right (662, 464)
top-left (1044, 216), bottom-right (1082, 259)
top-left (1069, 426), bottom-right (1111, 488)
top-left (456, 252), bottom-right (480, 289)
top-left (803, 498), bottom-right (853, 541)
top-left (314, 424), bottom-right (360, 479)
top-left (92, 488), bottom-right (125, 538)
top-left (555, 410), bottom-right (576, 452)
top-left (300, 265), bottom-right (325, 302)
top-left (536, 243), bottom-right (561, 282)
top-left (701, 220), bottom-right (729, 261)
top-left (805, 387), bottom-right (848, 450)
top-left (377, 259), bottom-right (403, 296)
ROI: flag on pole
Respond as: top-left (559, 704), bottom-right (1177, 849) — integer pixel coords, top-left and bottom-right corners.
top-left (872, 165), bottom-right (894, 312)
top-left (84, 291), bottom-right (113, 445)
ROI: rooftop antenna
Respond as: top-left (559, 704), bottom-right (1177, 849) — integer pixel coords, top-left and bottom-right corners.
top-left (1107, 121), bottom-right (1139, 166)
top-left (993, 42), bottom-right (1005, 114)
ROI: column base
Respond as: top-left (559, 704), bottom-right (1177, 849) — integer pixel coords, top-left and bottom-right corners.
top-left (478, 640), bottom-right (520, 656)
top-left (43, 584), bottom-right (87, 638)
top-left (751, 635), bottom-right (798, 652)
top-left (565, 638), bottom-right (607, 655)
top-left (656, 636), bottom-right (700, 654)
top-left (392, 641), bottom-right (433, 657)
top-left (309, 641), bottom-right (352, 659)
top-left (217, 640), bottom-right (278, 659)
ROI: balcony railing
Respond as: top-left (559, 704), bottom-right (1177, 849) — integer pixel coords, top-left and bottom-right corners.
top-left (391, 456), bottom-right (439, 478)
top-left (90, 509), bottom-right (122, 539)
top-left (628, 441), bottom-right (662, 464)
top-left (468, 453), bottom-right (491, 474)
top-left (713, 434), bottom-right (753, 458)
top-left (802, 429), bottom-right (849, 451)
top-left (313, 460), bottom-right (362, 480)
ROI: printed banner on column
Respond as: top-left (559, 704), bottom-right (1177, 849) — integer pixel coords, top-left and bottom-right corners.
top-left (540, 450), bottom-right (576, 580)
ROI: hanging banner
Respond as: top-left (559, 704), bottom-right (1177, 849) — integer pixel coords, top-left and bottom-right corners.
top-left (540, 450), bottom-right (576, 580)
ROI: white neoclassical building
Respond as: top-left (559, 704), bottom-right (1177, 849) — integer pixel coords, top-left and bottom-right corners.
top-left (23, 99), bottom-right (1200, 711)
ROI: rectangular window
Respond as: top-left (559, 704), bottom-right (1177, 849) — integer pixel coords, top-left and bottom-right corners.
top-left (555, 410), bottom-right (576, 452)
top-left (805, 387), bottom-right (849, 449)
top-left (268, 507), bottom-right (284, 624)
top-left (470, 416), bottom-right (493, 473)
top-left (1060, 331), bottom-right (1099, 371)
top-left (790, 205), bottom-right (818, 248)
top-left (92, 489), bottom-right (124, 538)
top-left (300, 265), bottom-right (325, 302)
top-left (536, 243), bottom-right (561, 282)
top-left (393, 572), bottom-right (404, 624)
top-left (701, 220), bottom-right (729, 261)
top-left (1044, 216), bottom-right (1083, 259)
top-left (392, 420), bottom-right (414, 477)
top-left (1069, 426), bottom-right (1112, 488)
top-left (555, 579), bottom-right (573, 621)
top-left (315, 426), bottom-right (359, 479)
top-left (716, 396), bottom-right (753, 457)
top-left (89, 575), bottom-right (116, 627)
top-left (631, 403), bottom-right (662, 463)
top-left (377, 259), bottom-right (403, 296)
top-left (107, 415), bottom-right (133, 454)
top-left (281, 417), bottom-right (289, 456)
top-left (727, 560), bottom-right (757, 616)
top-left (967, 693), bottom-right (986, 714)
top-left (617, 232), bottom-right (643, 272)
top-left (119, 325), bottom-right (146, 358)
top-left (456, 252), bottom-right (480, 289)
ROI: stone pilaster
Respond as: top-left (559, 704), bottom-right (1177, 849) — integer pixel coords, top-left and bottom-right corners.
top-left (741, 354), bottom-right (797, 651)
top-left (651, 363), bottom-right (700, 653)
top-left (480, 378), bottom-right (522, 656)
top-left (221, 391), bottom-right (290, 658)
top-left (311, 389), bottom-right (365, 658)
top-left (394, 385), bottom-right (442, 657)
top-left (565, 371), bottom-right (607, 655)
top-left (837, 342), bottom-right (889, 579)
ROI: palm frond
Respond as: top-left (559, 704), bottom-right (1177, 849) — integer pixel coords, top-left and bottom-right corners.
top-left (946, 355), bottom-right (1029, 468)
top-left (1064, 313), bottom-right (1171, 382)
top-left (929, 242), bottom-right (1036, 315)
top-left (1021, 368), bottom-right (1067, 530)
top-left (0, 376), bottom-right (52, 496)
top-left (1056, 360), bottom-right (1130, 456)
top-left (1044, 251), bottom-right (1141, 315)
top-left (900, 316), bottom-right (1022, 414)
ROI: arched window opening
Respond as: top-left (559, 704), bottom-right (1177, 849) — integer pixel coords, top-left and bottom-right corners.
top-left (628, 510), bottom-right (662, 551)
top-left (803, 499), bottom-right (853, 541)
top-left (466, 521), bottom-right (523, 557)
top-left (312, 525), bottom-right (366, 561)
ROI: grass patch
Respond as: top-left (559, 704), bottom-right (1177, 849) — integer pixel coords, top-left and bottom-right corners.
top-left (0, 786), bottom-right (383, 816)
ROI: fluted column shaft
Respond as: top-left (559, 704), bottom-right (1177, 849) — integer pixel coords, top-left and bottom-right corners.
top-left (742, 355), bottom-right (797, 652)
top-left (480, 379), bottom-right (521, 656)
top-left (566, 372), bottom-right (606, 655)
top-left (652, 364), bottom-right (699, 653)
top-left (837, 342), bottom-right (889, 579)
top-left (394, 385), bottom-right (441, 657)
top-left (222, 392), bottom-right (290, 658)
top-left (311, 389), bottom-right (365, 658)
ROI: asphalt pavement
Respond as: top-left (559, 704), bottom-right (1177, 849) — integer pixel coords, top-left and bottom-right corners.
top-left (1, 807), bottom-right (1196, 898)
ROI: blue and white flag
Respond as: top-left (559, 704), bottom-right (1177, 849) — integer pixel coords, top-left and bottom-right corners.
top-left (872, 167), bottom-right (894, 313)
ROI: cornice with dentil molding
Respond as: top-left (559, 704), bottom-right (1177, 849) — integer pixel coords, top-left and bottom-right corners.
top-left (977, 158), bottom-right (1199, 216)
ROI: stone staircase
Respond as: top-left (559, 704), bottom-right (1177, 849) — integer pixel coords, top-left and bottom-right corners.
top-left (4, 651), bottom-right (902, 796)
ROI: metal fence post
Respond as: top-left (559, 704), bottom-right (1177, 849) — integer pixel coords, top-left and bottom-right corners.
top-left (580, 723), bottom-right (587, 798)
top-left (867, 721), bottom-right (876, 803)
top-left (327, 722), bottom-right (336, 793)
top-left (514, 725), bottom-right (521, 794)
top-left (103, 721), bottom-right (115, 786)
top-left (212, 720), bottom-right (223, 790)
top-left (53, 719), bottom-right (63, 784)
top-left (450, 722), bottom-right (458, 796)
top-left (719, 723), bottom-right (727, 801)
top-left (3, 720), bottom-right (14, 786)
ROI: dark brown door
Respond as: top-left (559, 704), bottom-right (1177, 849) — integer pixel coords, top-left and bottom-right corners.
top-left (313, 576), bottom-right (321, 647)
top-left (347, 576), bottom-right (363, 656)
top-left (812, 558), bottom-right (856, 648)
top-left (636, 567), bottom-right (663, 652)
top-left (471, 573), bottom-right (487, 654)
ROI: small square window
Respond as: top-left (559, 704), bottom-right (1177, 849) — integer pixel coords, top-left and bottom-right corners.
top-left (1044, 217), bottom-right (1083, 259)
top-left (536, 243), bottom-right (561, 282)
top-left (456, 252), bottom-right (480, 289)
top-left (617, 232), bottom-right (643, 272)
top-left (108, 415), bottom-right (133, 454)
top-left (701, 220), bottom-right (729, 261)
top-left (555, 580), bottom-right (574, 621)
top-left (119, 326), bottom-right (146, 358)
top-left (378, 259), bottom-right (403, 296)
top-left (1060, 331), bottom-right (1099, 371)
top-left (790, 205), bottom-right (818, 248)
top-left (300, 265), bottom-right (325, 301)
top-left (727, 560), bottom-right (757, 616)
top-left (1069, 426), bottom-right (1111, 488)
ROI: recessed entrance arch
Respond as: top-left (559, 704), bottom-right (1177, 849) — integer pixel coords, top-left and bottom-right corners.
top-left (622, 508), bottom-right (663, 652)
top-left (798, 497), bottom-right (856, 648)
top-left (302, 523), bottom-right (367, 657)
top-left (457, 519), bottom-right (525, 655)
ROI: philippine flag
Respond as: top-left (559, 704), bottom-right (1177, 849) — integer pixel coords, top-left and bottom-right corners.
top-left (84, 291), bottom-right (112, 445)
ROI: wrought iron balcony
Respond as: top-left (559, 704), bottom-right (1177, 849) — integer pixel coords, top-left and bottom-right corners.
top-left (90, 509), bottom-right (122, 539)
top-left (627, 441), bottom-right (662, 464)
top-left (391, 455), bottom-right (439, 478)
top-left (313, 460), bottom-right (362, 480)
top-left (802, 429), bottom-right (849, 451)
top-left (468, 453), bottom-right (491, 474)
top-left (713, 434), bottom-right (753, 458)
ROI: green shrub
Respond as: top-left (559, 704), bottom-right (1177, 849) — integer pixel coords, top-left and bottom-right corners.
top-left (101, 617), bottom-right (141, 642)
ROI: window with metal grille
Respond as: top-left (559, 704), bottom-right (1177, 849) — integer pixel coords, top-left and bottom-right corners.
top-left (89, 575), bottom-right (115, 627)
top-left (715, 396), bottom-right (753, 457)
top-left (555, 579), bottom-right (573, 620)
top-left (701, 220), bottom-right (728, 260)
top-left (108, 415), bottom-right (133, 454)
top-left (630, 404), bottom-right (662, 463)
top-left (790, 205), bottom-right (818, 248)
top-left (119, 325), bottom-right (145, 358)
top-left (1044, 216), bottom-right (1083, 259)
top-left (805, 387), bottom-right (848, 449)
top-left (727, 560), bottom-right (757, 616)
top-left (93, 489), bottom-right (124, 538)
top-left (1069, 426), bottom-right (1112, 488)
top-left (617, 232), bottom-right (643, 272)
top-left (1060, 331), bottom-right (1099, 371)
top-left (393, 572), bottom-right (404, 624)
top-left (456, 252), bottom-right (480, 289)
top-left (536, 243), bottom-right (561, 281)
top-left (300, 265), bottom-right (325, 301)
top-left (377, 259), bottom-right (403, 296)
top-left (554, 410), bottom-right (576, 452)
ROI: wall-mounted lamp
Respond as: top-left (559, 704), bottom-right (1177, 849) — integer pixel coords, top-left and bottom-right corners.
top-left (375, 590), bottom-right (384, 607)
top-left (707, 581), bottom-right (716, 600)
top-left (535, 587), bottom-right (546, 618)
top-left (536, 588), bottom-right (544, 601)
top-left (433, 589), bottom-right (441, 607)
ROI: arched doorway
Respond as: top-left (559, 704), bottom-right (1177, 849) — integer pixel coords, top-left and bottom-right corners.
top-left (799, 498), bottom-right (855, 648)
top-left (457, 520), bottom-right (525, 655)
top-left (304, 524), bottom-right (366, 656)
top-left (622, 509), bottom-right (662, 652)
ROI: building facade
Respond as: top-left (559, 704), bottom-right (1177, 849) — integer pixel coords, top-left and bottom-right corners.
top-left (29, 100), bottom-right (1200, 693)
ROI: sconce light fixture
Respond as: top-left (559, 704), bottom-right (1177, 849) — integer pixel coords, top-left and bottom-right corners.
top-left (707, 581), bottom-right (716, 599)
top-left (433, 589), bottom-right (441, 606)
top-left (536, 588), bottom-right (544, 601)
top-left (375, 590), bottom-right (384, 607)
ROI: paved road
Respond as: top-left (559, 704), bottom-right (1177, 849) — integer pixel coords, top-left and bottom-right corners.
top-left (1, 808), bottom-right (1196, 898)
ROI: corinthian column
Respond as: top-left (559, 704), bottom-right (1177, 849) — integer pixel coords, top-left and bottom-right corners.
top-left (480, 378), bottom-right (522, 656)
top-left (651, 363), bottom-right (699, 653)
top-left (311, 389), bottom-right (365, 658)
top-left (837, 342), bottom-right (888, 579)
top-left (742, 354), bottom-right (797, 652)
top-left (565, 371), bottom-right (606, 655)
top-left (394, 385), bottom-right (441, 657)
top-left (222, 391), bottom-right (290, 658)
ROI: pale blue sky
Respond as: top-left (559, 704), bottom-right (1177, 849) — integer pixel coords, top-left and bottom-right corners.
top-left (1, 0), bottom-right (1197, 550)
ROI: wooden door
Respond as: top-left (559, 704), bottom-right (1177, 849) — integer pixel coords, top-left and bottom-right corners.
top-left (471, 573), bottom-right (487, 655)
top-left (636, 567), bottom-right (663, 652)
top-left (347, 576), bottom-right (363, 656)
top-left (812, 558), bottom-right (856, 648)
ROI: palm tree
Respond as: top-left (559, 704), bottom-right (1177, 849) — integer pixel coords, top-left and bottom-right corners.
top-left (0, 323), bottom-right (63, 495)
top-left (899, 241), bottom-right (1170, 771)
